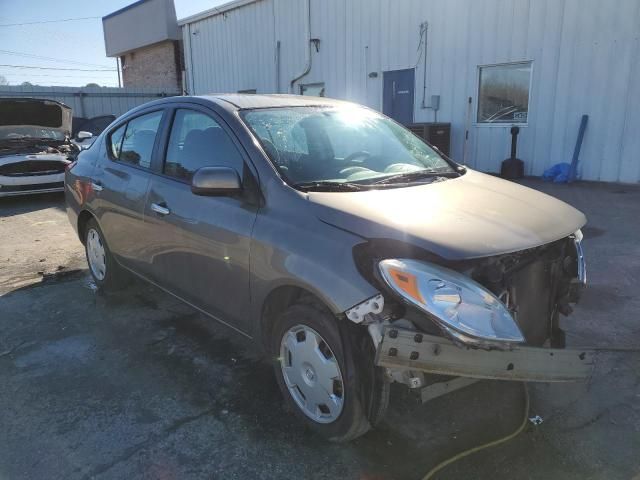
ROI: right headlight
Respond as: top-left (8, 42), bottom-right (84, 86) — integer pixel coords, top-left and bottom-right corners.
top-left (378, 258), bottom-right (524, 343)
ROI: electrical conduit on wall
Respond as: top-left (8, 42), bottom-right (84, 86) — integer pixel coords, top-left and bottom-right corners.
top-left (289, 0), bottom-right (312, 94)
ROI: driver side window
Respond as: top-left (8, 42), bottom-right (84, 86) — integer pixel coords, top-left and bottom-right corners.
top-left (164, 109), bottom-right (244, 181)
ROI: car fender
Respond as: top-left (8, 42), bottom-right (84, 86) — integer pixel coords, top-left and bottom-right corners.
top-left (249, 198), bottom-right (380, 342)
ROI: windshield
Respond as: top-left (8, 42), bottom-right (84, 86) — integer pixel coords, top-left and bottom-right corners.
top-left (0, 126), bottom-right (65, 142)
top-left (241, 105), bottom-right (455, 188)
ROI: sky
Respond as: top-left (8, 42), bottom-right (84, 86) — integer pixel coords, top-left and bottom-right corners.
top-left (0, 0), bottom-right (226, 87)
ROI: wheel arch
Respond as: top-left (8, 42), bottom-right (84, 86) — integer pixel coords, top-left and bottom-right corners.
top-left (259, 283), bottom-right (337, 350)
top-left (77, 209), bottom-right (96, 244)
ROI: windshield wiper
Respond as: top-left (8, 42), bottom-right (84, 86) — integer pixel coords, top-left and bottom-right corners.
top-left (293, 181), bottom-right (366, 192)
top-left (373, 169), bottom-right (458, 185)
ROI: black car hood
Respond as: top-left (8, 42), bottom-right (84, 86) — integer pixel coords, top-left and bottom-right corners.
top-left (308, 170), bottom-right (586, 260)
top-left (0, 98), bottom-right (72, 137)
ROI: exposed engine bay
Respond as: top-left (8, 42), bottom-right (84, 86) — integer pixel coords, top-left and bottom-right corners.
top-left (0, 143), bottom-right (76, 176)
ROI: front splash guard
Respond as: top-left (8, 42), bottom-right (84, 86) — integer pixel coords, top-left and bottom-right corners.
top-left (375, 327), bottom-right (595, 382)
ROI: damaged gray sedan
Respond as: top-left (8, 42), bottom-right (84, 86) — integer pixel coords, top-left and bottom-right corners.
top-left (0, 98), bottom-right (79, 197)
top-left (65, 94), bottom-right (592, 441)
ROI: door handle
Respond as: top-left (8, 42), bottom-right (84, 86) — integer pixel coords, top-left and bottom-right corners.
top-left (91, 181), bottom-right (103, 192)
top-left (151, 202), bottom-right (170, 216)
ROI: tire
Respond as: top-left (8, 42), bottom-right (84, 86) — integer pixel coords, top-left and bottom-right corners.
top-left (271, 301), bottom-right (373, 442)
top-left (84, 218), bottom-right (127, 291)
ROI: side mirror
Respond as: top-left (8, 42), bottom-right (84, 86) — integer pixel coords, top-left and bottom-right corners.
top-left (77, 131), bottom-right (93, 140)
top-left (191, 166), bottom-right (242, 196)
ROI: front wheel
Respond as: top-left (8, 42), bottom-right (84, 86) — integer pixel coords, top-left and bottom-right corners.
top-left (272, 302), bottom-right (373, 442)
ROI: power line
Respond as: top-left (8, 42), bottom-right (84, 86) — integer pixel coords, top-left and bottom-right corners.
top-left (2, 81), bottom-right (118, 86)
top-left (0, 16), bottom-right (101, 27)
top-left (0, 64), bottom-right (116, 72)
top-left (0, 49), bottom-right (113, 69)
top-left (0, 72), bottom-right (116, 79)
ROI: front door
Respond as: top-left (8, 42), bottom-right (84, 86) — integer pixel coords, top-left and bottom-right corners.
top-left (143, 105), bottom-right (258, 333)
top-left (383, 68), bottom-right (415, 125)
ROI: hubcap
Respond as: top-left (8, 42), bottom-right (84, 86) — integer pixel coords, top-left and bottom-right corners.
top-left (279, 325), bottom-right (344, 423)
top-left (86, 228), bottom-right (106, 281)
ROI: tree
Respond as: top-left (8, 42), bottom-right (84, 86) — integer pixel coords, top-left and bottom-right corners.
top-left (0, 75), bottom-right (8, 86)
top-left (21, 81), bottom-right (34, 87)
top-left (85, 83), bottom-right (101, 88)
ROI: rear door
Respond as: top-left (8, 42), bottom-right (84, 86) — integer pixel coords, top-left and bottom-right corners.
top-left (91, 109), bottom-right (165, 275)
top-left (142, 104), bottom-right (259, 333)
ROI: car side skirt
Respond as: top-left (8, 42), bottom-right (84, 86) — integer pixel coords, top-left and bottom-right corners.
top-left (375, 327), bottom-right (594, 382)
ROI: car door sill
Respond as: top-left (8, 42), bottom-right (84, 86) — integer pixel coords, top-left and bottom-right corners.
top-left (119, 263), bottom-right (253, 340)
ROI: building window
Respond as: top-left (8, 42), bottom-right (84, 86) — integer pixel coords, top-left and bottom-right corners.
top-left (477, 62), bottom-right (532, 124)
top-left (238, 89), bottom-right (257, 94)
top-left (300, 83), bottom-right (325, 97)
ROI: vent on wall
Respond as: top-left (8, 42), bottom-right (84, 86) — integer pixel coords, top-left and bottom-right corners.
top-left (407, 123), bottom-right (451, 158)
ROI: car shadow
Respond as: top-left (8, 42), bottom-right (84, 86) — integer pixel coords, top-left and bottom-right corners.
top-left (2, 274), bottom-right (528, 480)
top-left (0, 192), bottom-right (66, 217)
top-left (104, 281), bottom-right (527, 480)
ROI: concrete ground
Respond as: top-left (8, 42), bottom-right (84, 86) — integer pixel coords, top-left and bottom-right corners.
top-left (0, 181), bottom-right (639, 480)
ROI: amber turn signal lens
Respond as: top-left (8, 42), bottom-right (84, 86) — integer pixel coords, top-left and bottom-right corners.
top-left (387, 267), bottom-right (424, 304)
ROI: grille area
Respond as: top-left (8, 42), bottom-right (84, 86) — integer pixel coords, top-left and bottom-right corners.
top-left (0, 160), bottom-right (67, 177)
top-left (0, 181), bottom-right (64, 193)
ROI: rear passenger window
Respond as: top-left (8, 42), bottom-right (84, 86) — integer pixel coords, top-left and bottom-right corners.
top-left (115, 111), bottom-right (163, 168)
top-left (164, 109), bottom-right (244, 181)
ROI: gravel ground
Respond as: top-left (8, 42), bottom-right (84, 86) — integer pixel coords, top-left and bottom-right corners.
top-left (0, 182), bottom-right (639, 480)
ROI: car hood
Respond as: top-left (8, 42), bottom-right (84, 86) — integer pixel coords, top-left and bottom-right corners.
top-left (307, 169), bottom-right (586, 260)
top-left (0, 98), bottom-right (72, 137)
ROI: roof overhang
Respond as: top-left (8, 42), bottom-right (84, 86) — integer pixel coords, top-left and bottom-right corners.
top-left (178, 0), bottom-right (262, 26)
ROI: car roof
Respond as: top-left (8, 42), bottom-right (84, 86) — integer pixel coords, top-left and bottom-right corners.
top-left (196, 93), bottom-right (353, 110)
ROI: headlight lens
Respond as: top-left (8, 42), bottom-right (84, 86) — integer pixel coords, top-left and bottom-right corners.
top-left (379, 259), bottom-right (524, 343)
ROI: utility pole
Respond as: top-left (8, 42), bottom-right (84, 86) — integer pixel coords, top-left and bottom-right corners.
top-left (116, 57), bottom-right (122, 88)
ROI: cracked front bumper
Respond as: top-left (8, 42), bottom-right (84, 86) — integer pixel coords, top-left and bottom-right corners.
top-left (375, 327), bottom-right (595, 382)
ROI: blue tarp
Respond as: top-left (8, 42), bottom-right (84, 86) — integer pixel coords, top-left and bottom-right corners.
top-left (543, 162), bottom-right (571, 183)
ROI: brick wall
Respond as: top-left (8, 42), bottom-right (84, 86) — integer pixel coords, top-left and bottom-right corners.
top-left (121, 40), bottom-right (181, 89)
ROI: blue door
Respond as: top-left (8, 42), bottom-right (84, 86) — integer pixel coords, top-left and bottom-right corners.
top-left (383, 68), bottom-right (415, 125)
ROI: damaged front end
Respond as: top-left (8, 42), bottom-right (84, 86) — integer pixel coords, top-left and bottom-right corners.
top-left (346, 231), bottom-right (593, 390)
top-left (0, 98), bottom-right (76, 197)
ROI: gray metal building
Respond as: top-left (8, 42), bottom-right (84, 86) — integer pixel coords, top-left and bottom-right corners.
top-left (179, 0), bottom-right (640, 183)
top-left (0, 85), bottom-right (180, 119)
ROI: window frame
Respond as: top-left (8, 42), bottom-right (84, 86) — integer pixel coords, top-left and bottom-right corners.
top-left (105, 108), bottom-right (167, 172)
top-left (475, 61), bottom-right (533, 128)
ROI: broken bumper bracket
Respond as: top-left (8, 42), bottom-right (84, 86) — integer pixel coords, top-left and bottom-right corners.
top-left (375, 327), bottom-right (595, 382)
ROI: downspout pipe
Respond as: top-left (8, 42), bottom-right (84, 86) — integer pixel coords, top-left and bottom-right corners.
top-left (275, 40), bottom-right (281, 93)
top-left (289, 0), bottom-right (312, 94)
top-left (420, 21), bottom-right (429, 109)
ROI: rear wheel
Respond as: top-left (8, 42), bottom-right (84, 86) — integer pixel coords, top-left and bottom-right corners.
top-left (272, 302), bottom-right (373, 442)
top-left (84, 218), bottom-right (127, 290)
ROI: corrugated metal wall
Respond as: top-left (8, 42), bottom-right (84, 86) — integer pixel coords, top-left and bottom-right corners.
top-left (0, 85), bottom-right (180, 119)
top-left (182, 0), bottom-right (640, 183)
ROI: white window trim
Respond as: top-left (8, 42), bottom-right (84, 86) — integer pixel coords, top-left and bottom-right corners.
top-left (474, 60), bottom-right (533, 128)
